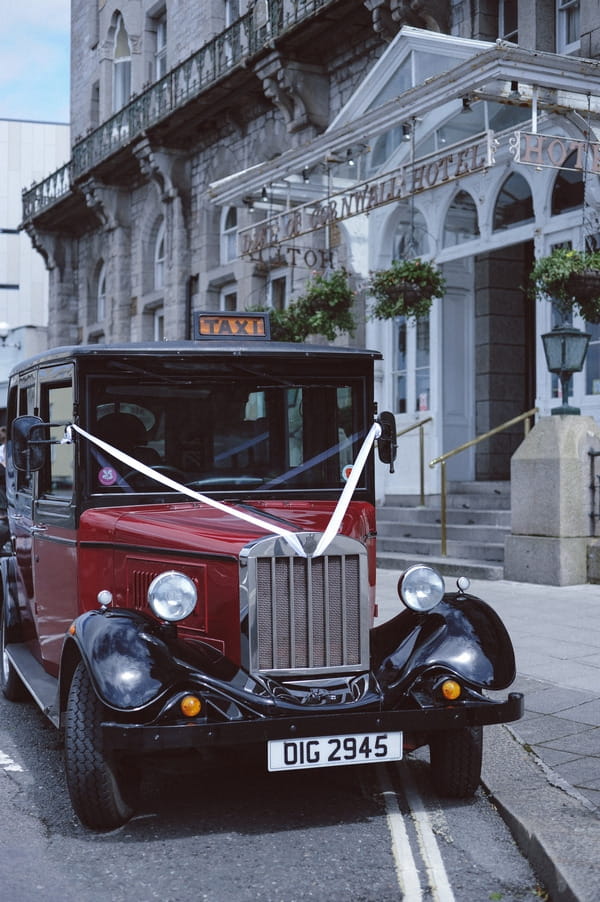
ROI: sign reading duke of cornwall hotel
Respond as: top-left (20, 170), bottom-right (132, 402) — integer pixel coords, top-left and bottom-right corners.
top-left (239, 131), bottom-right (497, 257)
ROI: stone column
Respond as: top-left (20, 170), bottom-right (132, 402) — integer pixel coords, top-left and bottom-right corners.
top-left (504, 416), bottom-right (600, 585)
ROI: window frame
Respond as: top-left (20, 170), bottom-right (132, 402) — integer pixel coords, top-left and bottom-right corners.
top-left (154, 221), bottom-right (166, 291)
top-left (221, 206), bottom-right (238, 264)
top-left (557, 0), bottom-right (580, 54)
top-left (112, 14), bottom-right (132, 112)
top-left (155, 12), bottom-right (167, 81)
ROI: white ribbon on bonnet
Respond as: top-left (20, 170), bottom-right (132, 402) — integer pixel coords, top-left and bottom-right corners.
top-left (68, 421), bottom-right (382, 559)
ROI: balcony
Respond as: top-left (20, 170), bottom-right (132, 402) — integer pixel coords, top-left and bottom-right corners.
top-left (22, 0), bottom-right (356, 225)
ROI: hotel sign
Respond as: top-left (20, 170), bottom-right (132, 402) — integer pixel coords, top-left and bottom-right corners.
top-left (239, 131), bottom-right (497, 257)
top-left (509, 131), bottom-right (600, 172)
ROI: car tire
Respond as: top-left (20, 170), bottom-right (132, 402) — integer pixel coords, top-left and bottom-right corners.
top-left (64, 662), bottom-right (139, 830)
top-left (429, 725), bottom-right (483, 798)
top-left (0, 603), bottom-right (25, 701)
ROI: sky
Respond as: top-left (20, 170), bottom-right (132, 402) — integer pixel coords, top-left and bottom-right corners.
top-left (0, 0), bottom-right (71, 123)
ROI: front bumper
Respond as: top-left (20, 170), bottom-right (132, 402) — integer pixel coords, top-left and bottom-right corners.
top-left (103, 692), bottom-right (524, 753)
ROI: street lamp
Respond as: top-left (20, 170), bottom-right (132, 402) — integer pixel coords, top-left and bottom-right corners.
top-left (542, 323), bottom-right (591, 415)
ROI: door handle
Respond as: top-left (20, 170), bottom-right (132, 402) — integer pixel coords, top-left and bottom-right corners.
top-left (30, 525), bottom-right (48, 535)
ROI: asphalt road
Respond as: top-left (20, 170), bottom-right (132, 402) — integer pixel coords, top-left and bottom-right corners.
top-left (0, 691), bottom-right (549, 902)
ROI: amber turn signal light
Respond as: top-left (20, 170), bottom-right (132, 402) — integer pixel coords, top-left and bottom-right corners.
top-left (180, 694), bottom-right (202, 717)
top-left (441, 679), bottom-right (461, 701)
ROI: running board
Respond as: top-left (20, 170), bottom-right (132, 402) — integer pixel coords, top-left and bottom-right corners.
top-left (5, 644), bottom-right (60, 727)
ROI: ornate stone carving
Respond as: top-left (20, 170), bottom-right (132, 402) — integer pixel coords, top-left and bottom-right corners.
top-left (23, 224), bottom-right (58, 271)
top-left (255, 52), bottom-right (329, 134)
top-left (363, 0), bottom-right (397, 40)
top-left (133, 137), bottom-right (190, 204)
top-left (364, 0), bottom-right (449, 39)
top-left (80, 178), bottom-right (128, 231)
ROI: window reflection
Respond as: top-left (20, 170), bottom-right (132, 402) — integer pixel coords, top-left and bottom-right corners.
top-left (443, 190), bottom-right (479, 246)
top-left (493, 173), bottom-right (534, 231)
top-left (552, 151), bottom-right (584, 215)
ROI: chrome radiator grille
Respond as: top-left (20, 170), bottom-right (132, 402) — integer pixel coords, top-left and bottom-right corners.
top-left (242, 533), bottom-right (369, 676)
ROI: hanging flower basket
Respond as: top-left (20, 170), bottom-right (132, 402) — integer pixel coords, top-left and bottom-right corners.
top-left (531, 247), bottom-right (600, 323)
top-left (565, 270), bottom-right (600, 302)
top-left (368, 258), bottom-right (446, 321)
top-left (257, 268), bottom-right (357, 342)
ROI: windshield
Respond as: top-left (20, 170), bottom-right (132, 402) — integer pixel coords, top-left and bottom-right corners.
top-left (85, 367), bottom-right (368, 497)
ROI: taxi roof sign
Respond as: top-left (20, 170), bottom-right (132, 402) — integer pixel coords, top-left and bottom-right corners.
top-left (194, 311), bottom-right (270, 340)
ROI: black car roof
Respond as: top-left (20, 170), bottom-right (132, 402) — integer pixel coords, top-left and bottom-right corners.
top-left (9, 340), bottom-right (382, 378)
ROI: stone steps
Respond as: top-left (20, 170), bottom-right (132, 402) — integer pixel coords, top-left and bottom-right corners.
top-left (376, 481), bottom-right (511, 580)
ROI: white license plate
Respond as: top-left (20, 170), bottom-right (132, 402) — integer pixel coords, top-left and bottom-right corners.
top-left (267, 731), bottom-right (402, 772)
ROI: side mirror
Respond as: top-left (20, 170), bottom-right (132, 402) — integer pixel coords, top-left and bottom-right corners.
top-left (377, 411), bottom-right (397, 473)
top-left (11, 416), bottom-right (48, 473)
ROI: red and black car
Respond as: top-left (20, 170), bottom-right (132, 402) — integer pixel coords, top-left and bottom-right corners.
top-left (0, 317), bottom-right (522, 829)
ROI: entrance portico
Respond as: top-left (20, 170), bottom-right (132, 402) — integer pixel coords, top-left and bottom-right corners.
top-left (209, 26), bottom-right (600, 500)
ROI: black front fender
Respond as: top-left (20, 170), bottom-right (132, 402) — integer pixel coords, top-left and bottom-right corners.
top-left (66, 609), bottom-right (183, 711)
top-left (371, 592), bottom-right (516, 695)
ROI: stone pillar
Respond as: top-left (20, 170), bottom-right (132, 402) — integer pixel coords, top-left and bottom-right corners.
top-left (504, 416), bottom-right (600, 585)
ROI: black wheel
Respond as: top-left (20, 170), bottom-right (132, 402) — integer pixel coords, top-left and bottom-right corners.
top-left (64, 662), bottom-right (139, 830)
top-left (429, 726), bottom-right (483, 798)
top-left (0, 603), bottom-right (25, 701)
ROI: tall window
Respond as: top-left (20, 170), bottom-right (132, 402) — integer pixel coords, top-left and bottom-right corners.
top-left (268, 273), bottom-right (287, 310)
top-left (155, 13), bottom-right (167, 80)
top-left (394, 316), bottom-right (430, 414)
top-left (557, 0), bottom-right (580, 53)
top-left (225, 0), bottom-right (240, 27)
top-left (551, 151), bottom-right (584, 215)
top-left (113, 14), bottom-right (131, 111)
top-left (154, 222), bottom-right (165, 290)
top-left (221, 206), bottom-right (237, 263)
top-left (97, 263), bottom-right (106, 322)
top-left (224, 1), bottom-right (241, 63)
top-left (499, 0), bottom-right (518, 42)
top-left (154, 309), bottom-right (164, 341)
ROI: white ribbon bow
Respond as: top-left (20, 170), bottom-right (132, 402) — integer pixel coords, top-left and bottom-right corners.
top-left (70, 421), bottom-right (382, 559)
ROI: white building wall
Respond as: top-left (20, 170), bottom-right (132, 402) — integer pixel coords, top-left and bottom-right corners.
top-left (0, 119), bottom-right (70, 404)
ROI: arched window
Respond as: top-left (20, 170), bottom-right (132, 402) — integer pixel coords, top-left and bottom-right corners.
top-left (113, 14), bottom-right (131, 111)
top-left (552, 151), bottom-right (584, 215)
top-left (221, 206), bottom-right (237, 263)
top-left (154, 221), bottom-right (165, 290)
top-left (443, 190), bottom-right (479, 247)
top-left (493, 173), bottom-right (534, 231)
top-left (97, 262), bottom-right (106, 322)
top-left (393, 203), bottom-right (429, 258)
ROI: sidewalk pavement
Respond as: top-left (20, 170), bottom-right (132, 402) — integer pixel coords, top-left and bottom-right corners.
top-left (375, 569), bottom-right (600, 902)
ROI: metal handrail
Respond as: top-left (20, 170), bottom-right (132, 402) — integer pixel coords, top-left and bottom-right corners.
top-left (429, 407), bottom-right (538, 556)
top-left (396, 417), bottom-right (433, 506)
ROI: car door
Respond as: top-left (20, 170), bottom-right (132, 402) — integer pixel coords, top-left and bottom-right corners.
top-left (30, 365), bottom-right (78, 676)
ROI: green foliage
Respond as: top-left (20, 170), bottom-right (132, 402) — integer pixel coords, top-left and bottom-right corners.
top-left (266, 269), bottom-right (356, 343)
top-left (368, 258), bottom-right (446, 321)
top-left (531, 247), bottom-right (600, 322)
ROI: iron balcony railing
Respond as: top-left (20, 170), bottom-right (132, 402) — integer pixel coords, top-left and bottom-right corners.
top-left (22, 0), bottom-right (339, 221)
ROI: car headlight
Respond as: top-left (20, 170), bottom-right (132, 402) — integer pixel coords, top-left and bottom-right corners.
top-left (147, 571), bottom-right (197, 622)
top-left (398, 564), bottom-right (444, 612)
